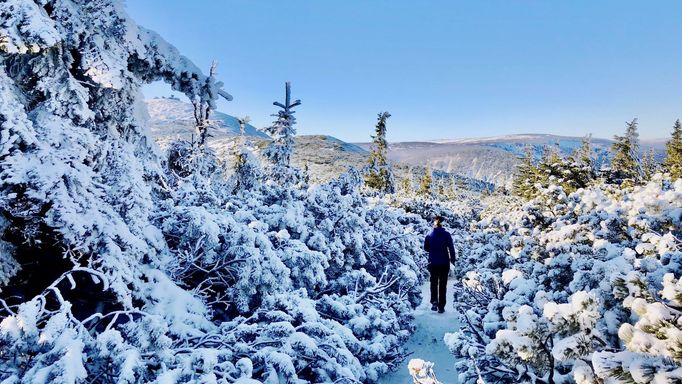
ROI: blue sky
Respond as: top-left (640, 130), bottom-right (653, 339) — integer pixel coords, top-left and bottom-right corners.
top-left (127, 1), bottom-right (682, 142)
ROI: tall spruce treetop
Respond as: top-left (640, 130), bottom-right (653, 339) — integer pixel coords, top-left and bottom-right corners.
top-left (230, 116), bottom-right (260, 193)
top-left (642, 147), bottom-right (657, 181)
top-left (418, 167), bottom-right (433, 196)
top-left (365, 111), bottom-right (395, 193)
top-left (567, 135), bottom-right (597, 189)
top-left (193, 61), bottom-right (226, 147)
top-left (576, 134), bottom-right (594, 170)
top-left (262, 82), bottom-right (301, 184)
top-left (611, 118), bottom-right (643, 183)
top-left (512, 145), bottom-right (538, 200)
top-left (663, 119), bottom-right (682, 180)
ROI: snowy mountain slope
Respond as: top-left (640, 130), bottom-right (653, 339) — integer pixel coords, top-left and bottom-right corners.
top-left (146, 97), bottom-right (269, 142)
top-left (383, 142), bottom-right (520, 187)
top-left (145, 96), bottom-right (369, 178)
top-left (357, 134), bottom-right (666, 187)
top-left (291, 135), bottom-right (369, 181)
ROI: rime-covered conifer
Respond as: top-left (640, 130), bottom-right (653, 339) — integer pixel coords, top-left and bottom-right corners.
top-left (611, 118), bottom-right (642, 183)
top-left (230, 116), bottom-right (261, 193)
top-left (262, 82), bottom-right (301, 184)
top-left (512, 145), bottom-right (538, 199)
top-left (642, 147), bottom-right (658, 181)
top-left (663, 119), bottom-right (682, 180)
top-left (446, 173), bottom-right (682, 383)
top-left (365, 112), bottom-right (395, 193)
top-left (418, 167), bottom-right (433, 196)
top-left (400, 175), bottom-right (414, 195)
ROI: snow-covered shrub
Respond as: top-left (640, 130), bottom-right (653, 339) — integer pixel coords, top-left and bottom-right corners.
top-left (152, 158), bottom-right (431, 381)
top-left (447, 175), bottom-right (682, 383)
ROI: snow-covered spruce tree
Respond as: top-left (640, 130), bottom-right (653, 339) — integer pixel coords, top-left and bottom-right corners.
top-left (513, 142), bottom-right (595, 201)
top-left (302, 160), bottom-right (311, 184)
top-left (435, 176), bottom-right (449, 198)
top-left (593, 270), bottom-right (682, 382)
top-left (610, 118), bottom-right (643, 184)
top-left (229, 116), bottom-right (261, 193)
top-left (400, 174), bottom-right (414, 195)
top-left (262, 81), bottom-right (302, 185)
top-left (641, 147), bottom-right (658, 181)
top-left (512, 145), bottom-right (539, 200)
top-left (535, 144), bottom-right (564, 189)
top-left (418, 167), bottom-right (433, 196)
top-left (537, 143), bottom-right (597, 195)
top-left (576, 135), bottom-right (594, 171)
top-left (568, 135), bottom-right (597, 188)
top-left (663, 119), bottom-right (682, 180)
top-left (192, 61), bottom-right (222, 147)
top-left (365, 112), bottom-right (396, 194)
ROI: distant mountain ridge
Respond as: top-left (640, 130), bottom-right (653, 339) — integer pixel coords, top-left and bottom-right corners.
top-left (429, 133), bottom-right (666, 150)
top-left (356, 133), bottom-right (667, 187)
top-left (145, 97), bottom-right (269, 141)
top-left (145, 98), bottom-right (668, 188)
top-left (144, 99), bottom-right (492, 190)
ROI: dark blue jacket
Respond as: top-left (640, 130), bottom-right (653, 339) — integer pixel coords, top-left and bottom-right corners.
top-left (424, 227), bottom-right (456, 266)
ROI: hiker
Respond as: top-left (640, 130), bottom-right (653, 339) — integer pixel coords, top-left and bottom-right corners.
top-left (423, 215), bottom-right (455, 313)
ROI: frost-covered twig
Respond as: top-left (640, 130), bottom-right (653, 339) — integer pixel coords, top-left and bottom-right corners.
top-left (81, 309), bottom-right (148, 332)
top-left (355, 274), bottom-right (400, 303)
top-left (0, 297), bottom-right (15, 316)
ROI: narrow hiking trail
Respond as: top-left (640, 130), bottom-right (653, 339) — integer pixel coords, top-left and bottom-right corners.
top-left (379, 278), bottom-right (460, 384)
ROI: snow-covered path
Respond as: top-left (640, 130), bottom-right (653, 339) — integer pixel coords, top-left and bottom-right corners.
top-left (378, 278), bottom-right (460, 384)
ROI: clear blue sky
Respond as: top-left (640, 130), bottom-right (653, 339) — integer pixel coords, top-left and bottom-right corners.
top-left (126, 1), bottom-right (682, 142)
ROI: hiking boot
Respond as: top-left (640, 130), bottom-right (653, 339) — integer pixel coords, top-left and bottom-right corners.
top-left (431, 303), bottom-right (438, 312)
top-left (438, 308), bottom-right (445, 314)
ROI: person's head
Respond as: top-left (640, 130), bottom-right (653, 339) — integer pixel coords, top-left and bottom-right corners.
top-left (433, 215), bottom-right (444, 228)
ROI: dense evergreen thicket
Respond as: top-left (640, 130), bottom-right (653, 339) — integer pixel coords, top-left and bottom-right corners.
top-left (448, 118), bottom-right (682, 382)
top-left (511, 119), bottom-right (681, 200)
top-left (0, 2), bottom-right (449, 383)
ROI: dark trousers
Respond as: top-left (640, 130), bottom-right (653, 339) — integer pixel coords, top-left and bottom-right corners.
top-left (429, 264), bottom-right (449, 310)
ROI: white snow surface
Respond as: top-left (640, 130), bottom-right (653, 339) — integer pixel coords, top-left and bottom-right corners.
top-left (379, 278), bottom-right (460, 384)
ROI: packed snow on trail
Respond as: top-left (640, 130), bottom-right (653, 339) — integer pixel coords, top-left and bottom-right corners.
top-left (378, 279), bottom-right (460, 384)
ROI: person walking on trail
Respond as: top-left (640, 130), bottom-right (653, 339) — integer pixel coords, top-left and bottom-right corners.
top-left (424, 215), bottom-right (455, 313)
